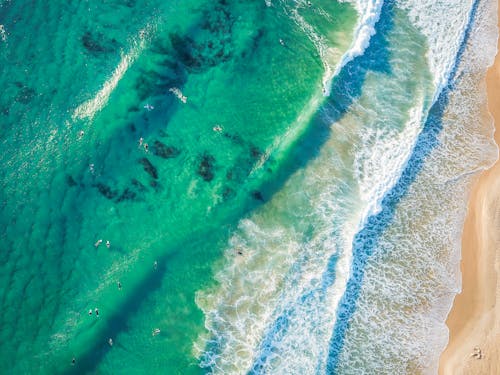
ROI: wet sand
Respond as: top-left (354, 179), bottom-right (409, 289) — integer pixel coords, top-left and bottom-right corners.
top-left (438, 4), bottom-right (500, 374)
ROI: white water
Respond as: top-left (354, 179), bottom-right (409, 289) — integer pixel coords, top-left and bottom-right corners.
top-left (72, 23), bottom-right (156, 121)
top-left (336, 0), bottom-right (499, 373)
top-left (195, 0), bottom-right (498, 373)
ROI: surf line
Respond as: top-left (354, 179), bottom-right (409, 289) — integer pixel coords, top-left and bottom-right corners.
top-left (72, 24), bottom-right (155, 121)
top-left (325, 0), bottom-right (484, 371)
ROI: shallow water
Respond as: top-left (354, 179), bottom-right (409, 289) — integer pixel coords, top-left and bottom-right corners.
top-left (0, 0), bottom-right (497, 374)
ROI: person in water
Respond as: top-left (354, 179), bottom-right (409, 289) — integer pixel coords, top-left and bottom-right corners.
top-left (106, 240), bottom-right (110, 249)
top-left (95, 308), bottom-right (99, 316)
top-left (117, 281), bottom-right (122, 290)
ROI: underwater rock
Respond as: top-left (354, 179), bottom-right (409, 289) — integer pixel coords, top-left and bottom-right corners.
top-left (81, 31), bottom-right (118, 54)
top-left (152, 140), bottom-right (180, 159)
top-left (66, 175), bottom-right (77, 187)
top-left (222, 186), bottom-right (235, 200)
top-left (250, 145), bottom-right (263, 160)
top-left (251, 190), bottom-right (264, 202)
top-left (15, 86), bottom-right (36, 104)
top-left (116, 188), bottom-right (137, 202)
top-left (95, 183), bottom-right (118, 200)
top-left (197, 153), bottom-right (215, 182)
top-left (223, 132), bottom-right (244, 145)
top-left (138, 157), bottom-right (158, 179)
top-left (81, 31), bottom-right (106, 53)
top-left (131, 178), bottom-right (147, 192)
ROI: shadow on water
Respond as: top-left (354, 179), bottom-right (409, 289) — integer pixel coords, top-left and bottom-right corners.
top-left (255, 0), bottom-right (393, 205)
top-left (58, 0), bottom-right (397, 371)
top-left (62, 251), bottom-right (173, 375)
top-left (326, 0), bottom-right (480, 372)
top-left (55, 1), bottom-right (264, 373)
top-left (241, 3), bottom-right (395, 373)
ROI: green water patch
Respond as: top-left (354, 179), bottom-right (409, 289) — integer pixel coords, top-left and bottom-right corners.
top-left (0, 0), bottom-right (357, 373)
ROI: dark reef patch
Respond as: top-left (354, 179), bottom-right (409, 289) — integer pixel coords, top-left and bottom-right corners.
top-left (197, 153), bottom-right (215, 182)
top-left (81, 31), bottom-right (118, 54)
top-left (95, 183), bottom-right (118, 200)
top-left (222, 186), bottom-right (235, 200)
top-left (250, 145), bottom-right (263, 160)
top-left (131, 178), bottom-right (147, 192)
top-left (169, 1), bottom-right (235, 73)
top-left (152, 140), bottom-right (180, 159)
top-left (116, 188), bottom-right (137, 203)
top-left (138, 158), bottom-right (158, 179)
top-left (66, 175), bottom-right (77, 187)
top-left (251, 190), bottom-right (264, 202)
top-left (15, 86), bottom-right (36, 104)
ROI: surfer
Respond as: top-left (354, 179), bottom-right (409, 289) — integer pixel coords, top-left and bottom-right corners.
top-left (144, 143), bottom-right (149, 152)
top-left (139, 137), bottom-right (144, 148)
top-left (78, 130), bottom-right (84, 138)
top-left (71, 358), bottom-right (76, 366)
top-left (117, 281), bottom-right (122, 290)
top-left (106, 240), bottom-right (110, 249)
top-left (94, 239), bottom-right (102, 248)
top-left (152, 328), bottom-right (160, 336)
top-left (88, 309), bottom-right (92, 315)
top-left (95, 308), bottom-right (99, 316)
top-left (108, 338), bottom-right (113, 346)
top-left (279, 38), bottom-right (285, 46)
top-left (153, 260), bottom-right (158, 270)
top-left (213, 125), bottom-right (223, 132)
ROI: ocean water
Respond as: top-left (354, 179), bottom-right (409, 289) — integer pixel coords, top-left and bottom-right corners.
top-left (0, 0), bottom-right (497, 374)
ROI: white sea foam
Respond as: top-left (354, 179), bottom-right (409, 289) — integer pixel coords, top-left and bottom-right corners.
top-left (336, 0), bottom-right (498, 373)
top-left (397, 0), bottom-right (475, 97)
top-left (195, 0), bottom-right (497, 373)
top-left (354, 101), bottom-right (423, 222)
top-left (72, 23), bottom-right (155, 121)
top-left (333, 0), bottom-right (383, 80)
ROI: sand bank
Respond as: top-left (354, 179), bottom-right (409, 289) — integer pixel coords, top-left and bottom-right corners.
top-left (438, 4), bottom-right (500, 374)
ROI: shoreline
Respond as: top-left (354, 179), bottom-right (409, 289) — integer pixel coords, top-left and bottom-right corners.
top-left (438, 2), bottom-right (500, 374)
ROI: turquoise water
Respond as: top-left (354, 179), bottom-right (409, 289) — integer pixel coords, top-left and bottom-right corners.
top-left (0, 0), bottom-right (497, 374)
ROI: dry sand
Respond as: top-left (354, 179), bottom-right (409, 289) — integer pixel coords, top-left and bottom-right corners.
top-left (438, 4), bottom-right (500, 374)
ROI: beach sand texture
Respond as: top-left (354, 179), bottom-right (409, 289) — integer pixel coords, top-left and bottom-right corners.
top-left (439, 2), bottom-right (500, 374)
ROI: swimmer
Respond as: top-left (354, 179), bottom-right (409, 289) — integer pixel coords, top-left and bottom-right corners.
top-left (106, 240), bottom-right (110, 249)
top-left (144, 143), bottom-right (149, 152)
top-left (108, 338), bottom-right (113, 346)
top-left (71, 357), bottom-right (76, 365)
top-left (153, 260), bottom-right (158, 270)
top-left (89, 163), bottom-right (95, 174)
top-left (307, 1), bottom-right (312, 6)
top-left (95, 308), bottom-right (99, 316)
top-left (213, 125), bottom-right (223, 132)
top-left (88, 309), bottom-right (92, 315)
top-left (279, 38), bottom-right (285, 46)
top-left (94, 239), bottom-right (102, 248)
top-left (152, 328), bottom-right (160, 336)
top-left (78, 130), bottom-right (84, 138)
top-left (144, 104), bottom-right (154, 111)
top-left (117, 281), bottom-right (122, 290)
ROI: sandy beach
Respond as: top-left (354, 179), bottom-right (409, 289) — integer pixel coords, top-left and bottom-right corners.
top-left (438, 4), bottom-right (500, 374)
